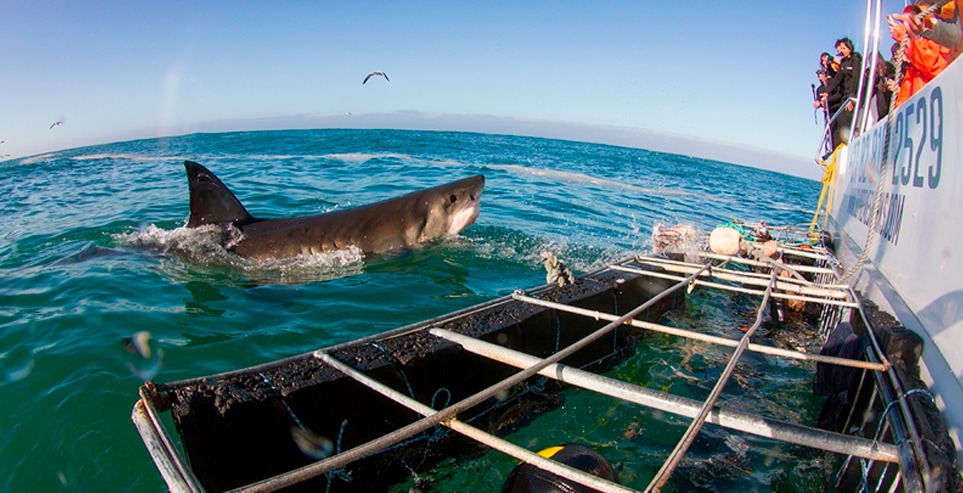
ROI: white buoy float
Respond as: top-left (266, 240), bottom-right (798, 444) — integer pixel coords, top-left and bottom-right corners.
top-left (708, 227), bottom-right (743, 255)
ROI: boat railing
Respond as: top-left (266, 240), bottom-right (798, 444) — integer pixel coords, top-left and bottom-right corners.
top-left (853, 0), bottom-right (884, 137)
top-left (813, 96), bottom-right (859, 167)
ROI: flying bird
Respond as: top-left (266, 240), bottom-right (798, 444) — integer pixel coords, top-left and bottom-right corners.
top-left (362, 71), bottom-right (389, 85)
top-left (49, 120), bottom-right (64, 129)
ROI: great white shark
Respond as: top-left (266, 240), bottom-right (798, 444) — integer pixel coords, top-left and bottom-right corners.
top-left (183, 161), bottom-right (484, 259)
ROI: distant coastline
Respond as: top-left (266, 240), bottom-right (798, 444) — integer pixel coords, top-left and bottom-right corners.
top-left (187, 112), bottom-right (820, 181)
top-left (4, 112), bottom-right (819, 181)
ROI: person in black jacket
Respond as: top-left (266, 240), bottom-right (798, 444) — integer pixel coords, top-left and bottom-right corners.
top-left (873, 53), bottom-right (896, 119)
top-left (814, 69), bottom-right (834, 156)
top-left (814, 69), bottom-right (831, 121)
top-left (819, 52), bottom-right (839, 76)
top-left (823, 37), bottom-right (863, 149)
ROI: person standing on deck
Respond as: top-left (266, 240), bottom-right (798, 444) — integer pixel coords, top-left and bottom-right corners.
top-left (888, 0), bottom-right (960, 107)
top-left (814, 69), bottom-right (832, 126)
top-left (820, 52), bottom-right (839, 76)
top-left (890, 0), bottom-right (962, 53)
top-left (823, 38), bottom-right (862, 149)
top-left (873, 53), bottom-right (896, 119)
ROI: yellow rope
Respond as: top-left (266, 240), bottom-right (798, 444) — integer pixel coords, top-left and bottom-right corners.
top-left (808, 144), bottom-right (841, 241)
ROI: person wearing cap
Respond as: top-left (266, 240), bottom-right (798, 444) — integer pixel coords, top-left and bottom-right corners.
top-left (813, 69), bottom-right (831, 122)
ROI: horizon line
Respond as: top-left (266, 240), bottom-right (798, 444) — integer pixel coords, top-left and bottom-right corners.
top-left (3, 111), bottom-right (821, 181)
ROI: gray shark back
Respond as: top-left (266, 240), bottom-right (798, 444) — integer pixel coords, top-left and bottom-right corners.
top-left (183, 161), bottom-right (484, 259)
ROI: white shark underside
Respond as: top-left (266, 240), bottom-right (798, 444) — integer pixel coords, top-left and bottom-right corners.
top-left (184, 161), bottom-right (484, 259)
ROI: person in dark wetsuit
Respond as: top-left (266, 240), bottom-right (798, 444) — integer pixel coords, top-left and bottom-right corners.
top-left (814, 69), bottom-right (832, 126)
top-left (873, 53), bottom-right (896, 119)
top-left (819, 52), bottom-right (839, 77)
top-left (823, 37), bottom-right (863, 149)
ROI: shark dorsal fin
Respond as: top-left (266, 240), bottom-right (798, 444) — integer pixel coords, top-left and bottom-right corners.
top-left (184, 161), bottom-right (256, 228)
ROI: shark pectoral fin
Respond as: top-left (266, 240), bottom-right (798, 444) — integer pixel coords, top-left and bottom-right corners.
top-left (185, 161), bottom-right (256, 228)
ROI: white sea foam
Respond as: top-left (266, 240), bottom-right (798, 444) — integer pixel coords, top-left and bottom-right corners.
top-left (71, 153), bottom-right (188, 162)
top-left (18, 153), bottom-right (59, 165)
top-left (323, 152), bottom-right (464, 168)
top-left (323, 152), bottom-right (411, 162)
top-left (244, 154), bottom-right (306, 161)
top-left (113, 224), bottom-right (365, 281)
top-left (489, 164), bottom-right (696, 198)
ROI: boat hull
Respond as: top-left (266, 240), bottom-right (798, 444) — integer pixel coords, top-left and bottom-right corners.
top-left (830, 50), bottom-right (963, 466)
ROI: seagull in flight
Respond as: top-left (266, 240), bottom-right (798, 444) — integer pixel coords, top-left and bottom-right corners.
top-left (362, 71), bottom-right (389, 85)
top-left (49, 120), bottom-right (64, 129)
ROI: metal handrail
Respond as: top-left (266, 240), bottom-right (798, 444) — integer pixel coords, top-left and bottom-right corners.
top-left (856, 0), bottom-right (885, 135)
top-left (813, 96), bottom-right (859, 167)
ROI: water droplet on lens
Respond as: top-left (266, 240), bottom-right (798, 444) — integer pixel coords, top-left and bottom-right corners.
top-left (291, 426), bottom-right (334, 460)
top-left (122, 331), bottom-right (163, 381)
top-left (122, 331), bottom-right (153, 359)
top-left (3, 347), bottom-right (35, 382)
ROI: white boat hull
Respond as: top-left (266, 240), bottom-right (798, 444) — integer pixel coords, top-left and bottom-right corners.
top-left (831, 54), bottom-right (963, 463)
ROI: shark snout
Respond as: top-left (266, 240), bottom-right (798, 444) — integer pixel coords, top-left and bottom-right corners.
top-left (447, 201), bottom-right (480, 234)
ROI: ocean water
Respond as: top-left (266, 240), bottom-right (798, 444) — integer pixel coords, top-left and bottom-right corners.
top-left (0, 129), bottom-right (824, 492)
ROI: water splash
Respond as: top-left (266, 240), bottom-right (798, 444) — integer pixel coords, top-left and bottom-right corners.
top-left (113, 224), bottom-right (366, 283)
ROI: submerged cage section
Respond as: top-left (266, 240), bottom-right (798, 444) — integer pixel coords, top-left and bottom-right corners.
top-left (133, 231), bottom-right (961, 492)
top-left (806, 236), bottom-right (961, 493)
top-left (822, 298), bottom-right (961, 492)
top-left (136, 260), bottom-right (682, 492)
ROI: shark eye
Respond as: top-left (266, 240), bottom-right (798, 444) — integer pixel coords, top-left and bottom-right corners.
top-left (449, 194), bottom-right (457, 203)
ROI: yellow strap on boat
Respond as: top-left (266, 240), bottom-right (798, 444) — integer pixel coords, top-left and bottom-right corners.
top-left (808, 144), bottom-right (841, 241)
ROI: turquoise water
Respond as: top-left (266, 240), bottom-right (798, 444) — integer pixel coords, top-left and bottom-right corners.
top-left (0, 129), bottom-right (823, 491)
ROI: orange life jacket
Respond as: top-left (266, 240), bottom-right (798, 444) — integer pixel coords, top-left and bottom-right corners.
top-left (892, 3), bottom-right (958, 107)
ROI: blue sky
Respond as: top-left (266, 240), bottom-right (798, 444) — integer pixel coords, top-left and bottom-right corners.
top-left (1, 1), bottom-right (885, 179)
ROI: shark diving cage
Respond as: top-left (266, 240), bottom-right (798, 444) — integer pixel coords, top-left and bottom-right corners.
top-left (132, 224), bottom-right (958, 492)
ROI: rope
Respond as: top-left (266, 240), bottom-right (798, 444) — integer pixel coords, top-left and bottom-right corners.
top-left (808, 145), bottom-right (840, 240)
top-left (837, 30), bottom-right (905, 283)
top-left (258, 372), bottom-right (306, 431)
